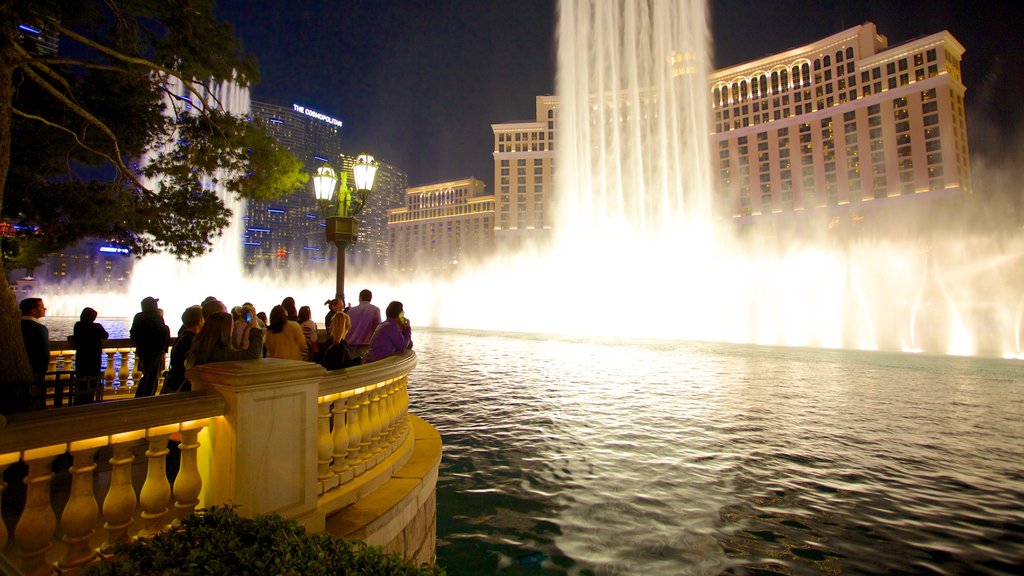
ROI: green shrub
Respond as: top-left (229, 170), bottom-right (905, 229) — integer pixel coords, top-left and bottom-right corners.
top-left (86, 505), bottom-right (444, 576)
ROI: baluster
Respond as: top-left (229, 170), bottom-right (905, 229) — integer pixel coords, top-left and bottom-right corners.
top-left (317, 402), bottom-right (334, 484)
top-left (387, 383), bottom-right (399, 440)
top-left (399, 377), bottom-right (410, 431)
top-left (103, 441), bottom-right (137, 545)
top-left (369, 387), bottom-right (383, 454)
top-left (378, 383), bottom-right (394, 449)
top-left (346, 395), bottom-right (365, 470)
top-left (0, 460), bottom-right (11, 551)
top-left (330, 398), bottom-right (350, 475)
top-left (357, 390), bottom-right (373, 460)
top-left (116, 350), bottom-right (130, 392)
top-left (47, 352), bottom-right (58, 374)
top-left (103, 351), bottom-right (116, 391)
top-left (59, 449), bottom-right (100, 572)
top-left (129, 352), bottom-right (142, 392)
top-left (172, 428), bottom-right (203, 522)
top-left (139, 435), bottom-right (171, 535)
top-left (14, 455), bottom-right (57, 576)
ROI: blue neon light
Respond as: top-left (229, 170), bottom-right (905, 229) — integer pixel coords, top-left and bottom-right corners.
top-left (243, 241), bottom-right (261, 246)
top-left (310, 257), bottom-right (326, 261)
top-left (302, 246), bottom-right (321, 251)
top-left (314, 156), bottom-right (328, 162)
top-left (247, 227), bottom-right (271, 233)
top-left (18, 24), bottom-right (41, 35)
top-left (267, 208), bottom-right (285, 214)
top-left (269, 118), bottom-right (284, 124)
top-left (305, 214), bottom-right (317, 219)
top-left (99, 246), bottom-right (130, 254)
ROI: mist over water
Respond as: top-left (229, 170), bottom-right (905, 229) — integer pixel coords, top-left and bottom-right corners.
top-left (46, 0), bottom-right (1024, 358)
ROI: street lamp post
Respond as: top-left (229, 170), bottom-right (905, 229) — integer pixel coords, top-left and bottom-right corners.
top-left (312, 155), bottom-right (379, 306)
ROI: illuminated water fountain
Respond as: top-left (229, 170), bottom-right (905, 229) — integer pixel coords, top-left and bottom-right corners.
top-left (50, 0), bottom-right (1024, 358)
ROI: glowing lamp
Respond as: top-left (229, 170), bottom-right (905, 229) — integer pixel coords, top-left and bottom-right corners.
top-left (353, 154), bottom-right (379, 191)
top-left (312, 164), bottom-right (337, 202)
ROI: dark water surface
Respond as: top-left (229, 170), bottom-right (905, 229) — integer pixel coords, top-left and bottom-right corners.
top-left (408, 329), bottom-right (1024, 575)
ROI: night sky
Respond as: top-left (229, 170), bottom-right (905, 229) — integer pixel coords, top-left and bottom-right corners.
top-left (212, 0), bottom-right (1020, 190)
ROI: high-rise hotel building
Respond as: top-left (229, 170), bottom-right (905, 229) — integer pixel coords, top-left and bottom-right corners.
top-left (246, 100), bottom-right (407, 271)
top-left (489, 22), bottom-right (969, 240)
top-left (711, 22), bottom-right (970, 221)
top-left (387, 178), bottom-right (494, 271)
top-left (491, 96), bottom-right (558, 249)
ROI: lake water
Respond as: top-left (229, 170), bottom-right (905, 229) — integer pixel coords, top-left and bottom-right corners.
top-left (407, 328), bottom-right (1024, 575)
top-left (37, 319), bottom-right (1024, 574)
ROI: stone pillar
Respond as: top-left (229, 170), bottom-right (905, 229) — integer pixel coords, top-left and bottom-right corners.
top-left (188, 358), bottom-right (327, 532)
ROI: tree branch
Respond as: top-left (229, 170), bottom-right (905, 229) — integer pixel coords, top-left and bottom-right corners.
top-left (44, 18), bottom-right (224, 112)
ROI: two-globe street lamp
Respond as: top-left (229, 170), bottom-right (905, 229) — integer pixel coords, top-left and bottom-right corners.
top-left (312, 154), bottom-right (379, 306)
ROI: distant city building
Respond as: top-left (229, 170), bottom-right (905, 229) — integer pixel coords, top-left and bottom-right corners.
top-left (246, 101), bottom-right (407, 272)
top-left (11, 239), bottom-right (133, 292)
top-left (495, 22), bottom-right (969, 237)
top-left (490, 96), bottom-right (558, 250)
top-left (17, 21), bottom-right (59, 56)
top-left (710, 22), bottom-right (970, 224)
top-left (387, 178), bottom-right (493, 271)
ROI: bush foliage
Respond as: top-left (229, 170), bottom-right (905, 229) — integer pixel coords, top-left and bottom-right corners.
top-left (86, 505), bottom-right (444, 576)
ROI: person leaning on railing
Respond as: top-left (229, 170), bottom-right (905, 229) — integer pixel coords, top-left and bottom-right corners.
top-left (185, 311), bottom-right (263, 368)
top-left (162, 305), bottom-right (203, 394)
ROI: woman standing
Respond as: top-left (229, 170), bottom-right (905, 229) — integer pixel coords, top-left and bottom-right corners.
top-left (298, 305), bottom-right (318, 359)
top-left (263, 305), bottom-right (308, 361)
top-left (319, 312), bottom-right (362, 370)
top-left (70, 307), bottom-right (108, 404)
top-left (186, 311), bottom-right (263, 368)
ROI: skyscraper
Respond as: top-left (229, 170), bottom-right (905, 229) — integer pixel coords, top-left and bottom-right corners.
top-left (246, 101), bottom-right (407, 272)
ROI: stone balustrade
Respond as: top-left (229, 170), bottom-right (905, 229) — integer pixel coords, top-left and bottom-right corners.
top-left (47, 338), bottom-right (167, 397)
top-left (0, 351), bottom-right (438, 575)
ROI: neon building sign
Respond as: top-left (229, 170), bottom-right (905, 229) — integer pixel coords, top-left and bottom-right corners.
top-left (292, 104), bottom-right (343, 128)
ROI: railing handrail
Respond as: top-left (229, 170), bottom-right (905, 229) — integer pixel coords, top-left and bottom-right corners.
top-left (0, 389), bottom-right (225, 453)
top-left (47, 337), bottom-right (176, 353)
top-left (318, 351), bottom-right (417, 398)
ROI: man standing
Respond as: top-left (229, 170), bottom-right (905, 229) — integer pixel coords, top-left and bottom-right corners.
top-left (345, 289), bottom-right (381, 357)
top-left (19, 297), bottom-right (49, 380)
top-left (130, 296), bottom-right (169, 397)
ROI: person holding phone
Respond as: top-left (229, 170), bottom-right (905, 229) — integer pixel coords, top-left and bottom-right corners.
top-left (232, 304), bottom-right (259, 350)
top-left (364, 301), bottom-right (413, 363)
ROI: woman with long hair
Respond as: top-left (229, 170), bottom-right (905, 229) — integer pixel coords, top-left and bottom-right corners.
top-left (319, 312), bottom-right (361, 369)
top-left (186, 311), bottom-right (262, 368)
top-left (264, 304), bottom-right (308, 361)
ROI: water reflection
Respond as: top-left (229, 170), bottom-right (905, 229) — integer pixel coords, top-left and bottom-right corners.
top-left (410, 329), bottom-right (1024, 575)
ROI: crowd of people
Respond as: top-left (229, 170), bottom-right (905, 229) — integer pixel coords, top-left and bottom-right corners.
top-left (17, 288), bottom-right (414, 399)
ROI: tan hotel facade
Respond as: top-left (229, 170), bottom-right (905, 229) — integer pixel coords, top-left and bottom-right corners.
top-left (710, 22), bottom-right (969, 221)
top-left (387, 177), bottom-right (493, 271)
top-left (389, 22), bottom-right (969, 266)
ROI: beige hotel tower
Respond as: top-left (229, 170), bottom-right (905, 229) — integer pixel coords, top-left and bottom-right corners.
top-left (484, 22), bottom-right (969, 240)
top-left (388, 22), bottom-right (969, 267)
top-left (711, 22), bottom-right (969, 222)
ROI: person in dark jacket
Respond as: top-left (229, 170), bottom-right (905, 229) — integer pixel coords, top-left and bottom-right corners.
top-left (161, 306), bottom-right (203, 394)
top-left (186, 311), bottom-right (263, 367)
top-left (318, 312), bottom-right (362, 370)
top-left (70, 307), bottom-right (108, 377)
top-left (130, 296), bottom-right (169, 397)
top-left (19, 297), bottom-right (49, 380)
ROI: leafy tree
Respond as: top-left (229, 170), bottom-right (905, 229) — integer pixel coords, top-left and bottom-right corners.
top-left (0, 0), bottom-right (308, 380)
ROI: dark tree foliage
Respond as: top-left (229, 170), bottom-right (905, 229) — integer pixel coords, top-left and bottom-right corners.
top-left (0, 0), bottom-right (308, 380)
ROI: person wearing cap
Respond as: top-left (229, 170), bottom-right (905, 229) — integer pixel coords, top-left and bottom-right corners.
top-left (129, 296), bottom-right (169, 397)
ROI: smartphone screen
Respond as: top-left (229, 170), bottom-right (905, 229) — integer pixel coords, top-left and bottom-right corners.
top-left (245, 311), bottom-right (252, 323)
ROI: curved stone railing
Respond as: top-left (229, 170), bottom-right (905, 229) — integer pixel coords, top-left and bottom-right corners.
top-left (0, 351), bottom-right (437, 575)
top-left (0, 391), bottom-right (224, 576)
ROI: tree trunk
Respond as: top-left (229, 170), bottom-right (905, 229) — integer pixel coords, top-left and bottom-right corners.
top-left (0, 38), bottom-right (34, 382)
